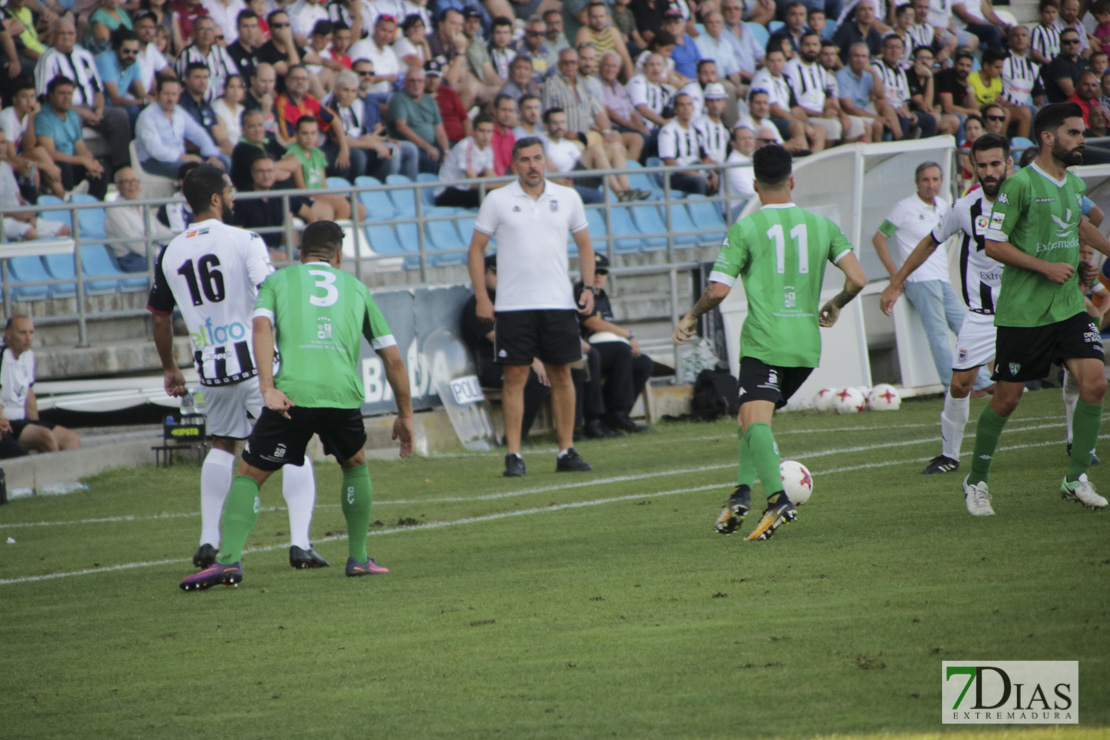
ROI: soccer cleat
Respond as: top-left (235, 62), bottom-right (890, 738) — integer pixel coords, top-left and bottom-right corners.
top-left (289, 546), bottom-right (330, 569)
top-left (555, 447), bottom-right (592, 472)
top-left (715, 485), bottom-right (751, 535)
top-left (921, 455), bottom-right (959, 475)
top-left (962, 475), bottom-right (995, 516)
top-left (345, 557), bottom-right (390, 576)
top-left (180, 561), bottom-right (243, 591)
top-left (1066, 442), bottom-right (1100, 465)
top-left (503, 453), bottom-right (526, 477)
top-left (192, 543), bottom-right (218, 569)
top-left (743, 492), bottom-right (797, 541)
top-left (1060, 474), bottom-right (1108, 509)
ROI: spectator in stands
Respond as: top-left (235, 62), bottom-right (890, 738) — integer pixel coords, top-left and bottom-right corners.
top-left (873, 34), bottom-right (936, 139)
top-left (234, 153), bottom-right (328, 256)
top-left (490, 92), bottom-right (516, 174)
top-left (180, 62), bottom-right (235, 156)
top-left (303, 19), bottom-right (347, 90)
top-left (396, 13), bottom-right (431, 70)
top-left (724, 125), bottom-right (755, 219)
top-left (1056, 0), bottom-right (1092, 57)
top-left (460, 253), bottom-right (551, 447)
top-left (628, 0), bottom-right (668, 48)
top-left (290, 0), bottom-right (330, 47)
top-left (499, 54), bottom-right (541, 102)
top-left (275, 64), bottom-right (360, 179)
top-left (4, 0), bottom-right (46, 67)
top-left (103, 166), bottom-right (174, 271)
top-left (0, 78), bottom-right (65, 198)
top-left (172, 0), bottom-right (209, 50)
top-left (883, 3), bottom-right (916, 66)
top-left (1002, 25), bottom-right (1045, 111)
top-left (541, 8), bottom-right (570, 67)
top-left (387, 66), bottom-right (450, 172)
top-left (1067, 70), bottom-right (1102, 125)
top-left (1032, 0), bottom-right (1061, 66)
top-left (34, 76), bottom-right (109, 199)
top-left (907, 0), bottom-right (950, 66)
top-left (676, 57), bottom-right (715, 121)
top-left (693, 82), bottom-right (730, 163)
top-left (518, 15), bottom-right (551, 79)
top-left (1089, 100), bottom-right (1110, 135)
top-left (573, 253), bottom-right (652, 435)
top-left (543, 47), bottom-right (609, 142)
top-left (1100, 68), bottom-right (1110, 108)
top-left (785, 30), bottom-right (844, 149)
top-left (135, 76), bottom-right (225, 178)
top-left (578, 2), bottom-right (635, 81)
top-left (935, 48), bottom-right (980, 123)
top-left (0, 138), bottom-right (71, 241)
top-left (134, 11), bottom-right (176, 95)
top-left (348, 14), bottom-right (400, 107)
top-left (513, 93), bottom-right (545, 140)
top-left (176, 15), bottom-right (238, 102)
top-left (973, 52), bottom-right (1031, 139)
top-left (427, 61), bottom-right (470, 144)
top-left (1092, 49), bottom-right (1109, 76)
top-left (279, 115), bottom-right (363, 219)
top-left (951, 0), bottom-right (1008, 54)
top-left (225, 9), bottom-right (261, 85)
top-left (427, 8), bottom-right (483, 110)
top-left (905, 44), bottom-right (960, 137)
top-left (230, 108), bottom-right (289, 189)
top-left (213, 73), bottom-right (246, 144)
top-left (243, 61), bottom-right (277, 130)
top-left (435, 112), bottom-right (497, 207)
top-left (749, 47), bottom-right (816, 151)
top-left (659, 9), bottom-right (699, 79)
top-left (719, 0), bottom-right (763, 86)
top-left (1044, 28), bottom-right (1088, 103)
top-left (833, 0), bottom-right (882, 62)
top-left (694, 11), bottom-right (741, 89)
top-left (487, 15), bottom-right (516, 82)
top-left (95, 28), bottom-right (147, 130)
top-left (155, 161), bottom-right (198, 231)
top-left (326, 69), bottom-right (409, 180)
top-left (202, 0), bottom-right (248, 45)
top-left (738, 88), bottom-right (787, 150)
top-left (627, 51), bottom-right (674, 136)
top-left (658, 92), bottom-right (717, 194)
top-left (836, 42), bottom-right (891, 142)
top-left (258, 10), bottom-right (326, 99)
top-left (0, 316), bottom-right (82, 459)
top-left (33, 18), bottom-right (131, 176)
top-left (542, 107), bottom-right (604, 203)
top-left (87, 0), bottom-right (134, 56)
top-left (772, 2), bottom-right (811, 56)
top-left (463, 10), bottom-right (497, 87)
top-left (597, 50), bottom-right (651, 153)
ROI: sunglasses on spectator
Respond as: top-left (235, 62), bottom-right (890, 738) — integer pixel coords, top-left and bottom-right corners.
top-left (272, 21), bottom-right (290, 28)
top-left (596, 269), bottom-right (608, 276)
top-left (357, 70), bottom-right (374, 76)
top-left (757, 137), bottom-right (778, 143)
top-left (525, 30), bottom-right (542, 37)
top-left (1062, 38), bottom-right (1080, 44)
top-left (986, 114), bottom-right (1006, 121)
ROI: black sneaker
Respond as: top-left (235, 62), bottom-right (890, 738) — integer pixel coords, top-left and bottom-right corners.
top-left (289, 546), bottom-right (330, 569)
top-left (715, 485), bottom-right (751, 535)
top-left (921, 455), bottom-right (959, 474)
top-left (556, 448), bottom-right (592, 472)
top-left (192, 543), bottom-right (218, 568)
top-left (584, 418), bottom-right (624, 439)
top-left (1067, 442), bottom-right (1100, 465)
top-left (609, 413), bottom-right (648, 434)
top-left (504, 453), bottom-right (526, 477)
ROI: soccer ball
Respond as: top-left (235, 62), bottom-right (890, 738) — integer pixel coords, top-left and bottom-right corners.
top-left (812, 388), bottom-right (837, 414)
top-left (780, 460), bottom-right (813, 505)
top-left (833, 387), bottom-right (866, 414)
top-left (867, 383), bottom-right (902, 411)
top-left (855, 386), bottom-right (871, 399)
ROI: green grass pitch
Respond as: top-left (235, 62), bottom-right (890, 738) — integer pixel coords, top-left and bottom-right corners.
top-left (1, 388), bottom-right (1107, 739)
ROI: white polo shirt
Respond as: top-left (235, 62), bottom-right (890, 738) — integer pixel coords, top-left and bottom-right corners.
top-left (473, 179), bottom-right (588, 312)
top-left (543, 137), bottom-right (583, 173)
top-left (348, 39), bottom-right (399, 95)
top-left (879, 193), bottom-right (950, 283)
top-left (0, 343), bottom-right (34, 421)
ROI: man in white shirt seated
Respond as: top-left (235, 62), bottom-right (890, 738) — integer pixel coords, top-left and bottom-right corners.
top-left (543, 107), bottom-right (648, 203)
top-left (135, 77), bottom-right (227, 179)
top-left (104, 167), bottom-right (175, 271)
top-left (658, 92), bottom-right (718, 195)
top-left (435, 112), bottom-right (497, 208)
top-left (0, 142), bottom-right (71, 243)
top-left (724, 125), bottom-right (756, 220)
top-left (693, 82), bottom-right (730, 164)
top-left (0, 316), bottom-right (81, 459)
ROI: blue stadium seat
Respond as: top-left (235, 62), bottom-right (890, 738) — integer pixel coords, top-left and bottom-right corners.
top-left (584, 208), bottom-right (609, 251)
top-left (36, 195), bottom-right (71, 230)
top-left (394, 221), bottom-right (423, 269)
top-left (385, 174), bottom-right (417, 216)
top-left (644, 156), bottom-right (667, 191)
top-left (6, 257), bottom-right (51, 300)
top-left (42, 248), bottom-right (120, 296)
top-left (424, 207), bottom-right (467, 265)
top-left (662, 200), bottom-right (701, 246)
top-left (625, 161), bottom-right (661, 199)
top-left (354, 175), bottom-right (381, 188)
top-left (746, 22), bottom-right (769, 48)
top-left (357, 188), bottom-right (398, 220)
top-left (326, 176), bottom-right (351, 190)
top-left (768, 20), bottom-right (783, 33)
top-left (82, 244), bottom-right (149, 293)
top-left (685, 196), bottom-right (728, 240)
top-left (416, 172), bottom-right (439, 208)
top-left (609, 207), bottom-right (644, 252)
top-left (627, 204), bottom-right (668, 251)
top-left (71, 194), bottom-right (106, 239)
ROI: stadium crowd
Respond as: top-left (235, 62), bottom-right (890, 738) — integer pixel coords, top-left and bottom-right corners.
top-left (6, 0), bottom-right (1110, 221)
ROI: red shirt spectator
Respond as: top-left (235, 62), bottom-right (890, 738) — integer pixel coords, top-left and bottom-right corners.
top-left (433, 79), bottom-right (468, 143)
top-left (491, 123), bottom-right (515, 176)
top-left (171, 0), bottom-right (209, 44)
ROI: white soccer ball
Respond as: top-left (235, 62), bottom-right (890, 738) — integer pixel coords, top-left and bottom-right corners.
top-left (867, 383), bottom-right (902, 411)
top-left (833, 387), bottom-right (866, 414)
top-left (812, 388), bottom-right (837, 414)
top-left (780, 460), bottom-right (814, 505)
top-left (855, 386), bottom-right (871, 399)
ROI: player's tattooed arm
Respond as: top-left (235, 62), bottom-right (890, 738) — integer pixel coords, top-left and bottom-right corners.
top-left (820, 252), bottom-right (867, 327)
top-left (674, 281), bottom-right (731, 343)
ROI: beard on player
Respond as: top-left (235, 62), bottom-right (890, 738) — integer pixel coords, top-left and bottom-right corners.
top-left (1052, 139), bottom-right (1084, 166)
top-left (979, 172), bottom-right (1005, 198)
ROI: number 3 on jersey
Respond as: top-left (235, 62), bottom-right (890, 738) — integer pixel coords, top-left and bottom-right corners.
top-left (308, 269), bottom-right (339, 307)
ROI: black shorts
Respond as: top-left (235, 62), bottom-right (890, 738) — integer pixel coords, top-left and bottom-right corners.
top-left (494, 309), bottom-right (583, 366)
top-left (242, 406), bottom-right (367, 471)
top-left (10, 419), bottom-right (55, 438)
top-left (993, 312), bottom-right (1106, 383)
top-left (738, 357), bottom-right (813, 409)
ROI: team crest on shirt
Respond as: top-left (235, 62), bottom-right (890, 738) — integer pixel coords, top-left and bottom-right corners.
top-left (550, 200), bottom-right (559, 212)
top-left (958, 348), bottom-right (968, 363)
top-left (512, 205), bottom-right (521, 212)
top-left (1009, 362), bottom-right (1021, 375)
top-left (974, 215), bottom-right (989, 235)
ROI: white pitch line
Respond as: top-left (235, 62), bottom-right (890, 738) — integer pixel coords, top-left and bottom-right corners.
top-left (0, 420), bottom-right (1073, 530)
top-left (0, 435), bottom-right (1098, 587)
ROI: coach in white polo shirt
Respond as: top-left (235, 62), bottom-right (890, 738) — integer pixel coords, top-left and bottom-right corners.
top-left (872, 162), bottom-right (969, 390)
top-left (467, 136), bottom-right (598, 478)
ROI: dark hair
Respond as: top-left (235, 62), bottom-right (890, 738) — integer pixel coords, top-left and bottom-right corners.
top-left (1060, 27), bottom-right (1081, 39)
top-left (12, 77), bottom-right (35, 96)
top-left (301, 220), bottom-right (346, 259)
top-left (912, 44), bottom-right (933, 58)
top-left (512, 136), bottom-right (545, 158)
top-left (237, 9), bottom-right (258, 25)
top-left (177, 161), bottom-right (202, 181)
top-left (133, 10), bottom-right (157, 23)
top-left (696, 59), bottom-right (717, 72)
top-left (437, 7), bottom-right (462, 24)
top-left (981, 48), bottom-right (1006, 67)
top-left (955, 49), bottom-right (975, 62)
top-left (785, 1), bottom-right (806, 11)
top-left (963, 113), bottom-right (983, 130)
top-left (807, 6), bottom-right (825, 16)
top-left (1039, 0), bottom-right (1059, 11)
top-left (312, 19), bottom-right (334, 35)
top-left (184, 61), bottom-right (210, 77)
top-left (895, 3), bottom-right (913, 15)
top-left (156, 74), bottom-right (181, 93)
top-left (519, 93), bottom-right (540, 107)
top-left (764, 44), bottom-right (786, 58)
top-left (267, 9), bottom-right (288, 25)
top-left (474, 111), bottom-right (495, 127)
top-left (182, 164), bottom-right (228, 213)
top-left (295, 115), bottom-right (318, 131)
top-left (799, 29), bottom-right (820, 44)
top-left (492, 15), bottom-right (514, 29)
top-left (1034, 102), bottom-right (1085, 144)
top-left (494, 93), bottom-right (516, 109)
top-left (1018, 146), bottom-right (1040, 168)
top-left (752, 145), bottom-right (792, 187)
top-left (111, 26), bottom-right (140, 49)
top-left (649, 30), bottom-right (676, 49)
top-left (401, 13), bottom-right (425, 32)
top-left (981, 101), bottom-right (1005, 116)
top-left (249, 152), bottom-right (276, 170)
top-left (542, 106), bottom-right (565, 124)
top-left (970, 131), bottom-right (1011, 160)
top-left (46, 75), bottom-right (76, 95)
top-left (510, 54), bottom-right (533, 68)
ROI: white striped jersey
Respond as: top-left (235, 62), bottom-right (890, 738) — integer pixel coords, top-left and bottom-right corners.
top-left (693, 115), bottom-right (730, 164)
top-left (749, 68), bottom-right (795, 110)
top-left (627, 74), bottom-right (675, 130)
top-left (1031, 23), bottom-right (1061, 62)
top-left (1001, 54), bottom-right (1041, 105)
top-left (658, 120), bottom-right (706, 165)
top-left (176, 44), bottom-right (240, 102)
top-left (907, 23), bottom-right (935, 56)
top-left (147, 218), bottom-right (275, 386)
top-left (874, 59), bottom-right (911, 107)
top-left (784, 58), bottom-right (837, 112)
top-left (931, 189), bottom-right (1001, 315)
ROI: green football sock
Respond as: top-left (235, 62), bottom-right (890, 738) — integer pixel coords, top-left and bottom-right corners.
top-left (968, 406), bottom-right (1008, 486)
top-left (1067, 398), bottom-right (1103, 481)
top-left (341, 463), bottom-right (373, 562)
top-left (745, 422), bottom-right (784, 498)
top-left (736, 425), bottom-right (757, 487)
top-left (217, 475), bottom-right (261, 564)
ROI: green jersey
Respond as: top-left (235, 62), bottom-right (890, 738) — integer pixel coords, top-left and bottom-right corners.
top-left (254, 263), bottom-right (395, 408)
top-left (710, 203), bottom-right (853, 368)
top-left (984, 163), bottom-right (1086, 327)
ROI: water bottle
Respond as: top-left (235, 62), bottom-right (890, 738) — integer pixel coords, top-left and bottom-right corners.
top-left (180, 390), bottom-right (195, 421)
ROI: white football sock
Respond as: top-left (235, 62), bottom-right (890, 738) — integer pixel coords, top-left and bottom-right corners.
top-left (1063, 370), bottom-right (1080, 444)
top-left (200, 448), bottom-right (236, 548)
top-left (282, 457), bottom-right (317, 551)
top-left (940, 392), bottom-right (971, 462)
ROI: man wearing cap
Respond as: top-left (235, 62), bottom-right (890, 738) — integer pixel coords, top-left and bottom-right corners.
top-left (661, 9), bottom-right (701, 80)
top-left (574, 253), bottom-right (653, 434)
top-left (466, 136), bottom-right (597, 477)
top-left (694, 82), bottom-right (730, 164)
